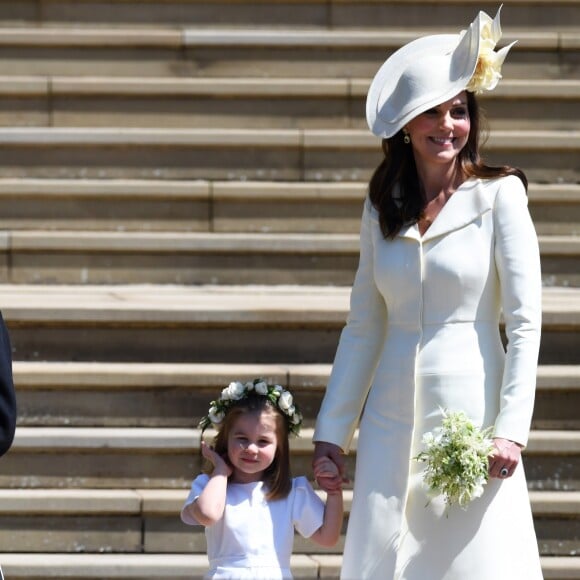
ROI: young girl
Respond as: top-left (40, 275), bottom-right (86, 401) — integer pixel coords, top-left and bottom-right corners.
top-left (181, 378), bottom-right (343, 579)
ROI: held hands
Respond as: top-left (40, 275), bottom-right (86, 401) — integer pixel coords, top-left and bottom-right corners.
top-left (313, 456), bottom-right (343, 495)
top-left (201, 440), bottom-right (232, 478)
top-left (313, 441), bottom-right (348, 493)
top-left (488, 437), bottom-right (522, 479)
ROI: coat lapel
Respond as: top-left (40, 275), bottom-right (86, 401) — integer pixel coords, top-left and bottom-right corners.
top-left (397, 179), bottom-right (493, 242)
top-left (397, 223), bottom-right (421, 241)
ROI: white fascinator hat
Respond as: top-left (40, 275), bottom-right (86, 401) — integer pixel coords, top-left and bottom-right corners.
top-left (366, 6), bottom-right (516, 139)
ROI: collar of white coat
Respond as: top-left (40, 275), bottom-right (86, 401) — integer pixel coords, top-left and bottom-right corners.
top-left (397, 177), bottom-right (493, 242)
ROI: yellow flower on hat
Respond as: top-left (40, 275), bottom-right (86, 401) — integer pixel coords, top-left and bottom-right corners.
top-left (466, 6), bottom-right (516, 94)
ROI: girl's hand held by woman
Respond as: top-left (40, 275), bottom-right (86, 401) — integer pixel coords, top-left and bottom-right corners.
top-left (313, 441), bottom-right (348, 493)
top-left (313, 456), bottom-right (342, 495)
top-left (310, 455), bottom-right (344, 547)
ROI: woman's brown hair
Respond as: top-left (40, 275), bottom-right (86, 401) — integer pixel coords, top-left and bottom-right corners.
top-left (204, 394), bottom-right (292, 501)
top-left (368, 92), bottom-right (528, 239)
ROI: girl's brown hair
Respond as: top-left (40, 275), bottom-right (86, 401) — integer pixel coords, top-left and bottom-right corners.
top-left (369, 92), bottom-right (528, 239)
top-left (204, 394), bottom-right (292, 501)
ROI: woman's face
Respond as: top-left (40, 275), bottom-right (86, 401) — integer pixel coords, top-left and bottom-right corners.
top-left (227, 409), bottom-right (278, 483)
top-left (405, 92), bottom-right (471, 170)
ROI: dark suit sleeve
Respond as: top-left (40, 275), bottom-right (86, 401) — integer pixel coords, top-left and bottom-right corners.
top-left (0, 312), bottom-right (16, 456)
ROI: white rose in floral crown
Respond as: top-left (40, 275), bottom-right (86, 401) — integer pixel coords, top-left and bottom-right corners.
top-left (466, 8), bottom-right (516, 94)
top-left (254, 380), bottom-right (269, 395)
top-left (208, 406), bottom-right (225, 424)
top-left (278, 390), bottom-right (294, 412)
top-left (224, 381), bottom-right (245, 401)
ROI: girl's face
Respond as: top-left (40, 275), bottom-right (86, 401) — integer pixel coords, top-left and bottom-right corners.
top-left (227, 409), bottom-right (279, 484)
top-left (405, 92), bottom-right (470, 170)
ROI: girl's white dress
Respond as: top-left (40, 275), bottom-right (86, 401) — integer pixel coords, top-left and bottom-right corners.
top-left (181, 475), bottom-right (324, 579)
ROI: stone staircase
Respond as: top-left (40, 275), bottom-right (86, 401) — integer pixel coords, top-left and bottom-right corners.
top-left (0, 1), bottom-right (578, 578)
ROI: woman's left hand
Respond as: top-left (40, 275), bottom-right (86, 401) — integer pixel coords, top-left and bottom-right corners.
top-left (489, 437), bottom-right (522, 479)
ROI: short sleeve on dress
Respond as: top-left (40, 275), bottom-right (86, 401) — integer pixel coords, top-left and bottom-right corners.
top-left (292, 476), bottom-right (325, 538)
top-left (180, 473), bottom-right (210, 526)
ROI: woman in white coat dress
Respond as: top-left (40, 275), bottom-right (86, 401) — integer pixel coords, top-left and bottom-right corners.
top-left (313, 7), bottom-right (543, 580)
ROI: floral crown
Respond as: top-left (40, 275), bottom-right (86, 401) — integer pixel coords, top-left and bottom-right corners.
top-left (199, 378), bottom-right (303, 436)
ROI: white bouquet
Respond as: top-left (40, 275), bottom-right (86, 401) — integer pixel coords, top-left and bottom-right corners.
top-left (415, 409), bottom-right (494, 510)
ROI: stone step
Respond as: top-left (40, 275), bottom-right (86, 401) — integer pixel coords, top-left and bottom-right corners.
top-left (0, 27), bottom-right (576, 79)
top-left (12, 362), bottom-right (580, 430)
top-left (535, 366), bottom-right (580, 430)
top-left (0, 128), bottom-right (577, 182)
top-left (0, 553), bottom-right (577, 580)
top-left (0, 230), bottom-right (360, 286)
top-left (538, 236), bottom-right (580, 288)
top-left (1, 284), bottom-right (578, 365)
top-left (0, 178), bottom-right (212, 232)
top-left (134, 488), bottom-right (580, 558)
top-left (532, 491), bottom-right (580, 557)
top-left (4, 0), bottom-right (580, 29)
top-left (0, 488), bottom-right (576, 557)
top-left (3, 76), bottom-right (580, 131)
top-left (0, 553), bottom-right (313, 579)
top-left (206, 180), bottom-right (580, 236)
top-left (0, 231), bottom-right (578, 287)
top-left (2, 284), bottom-right (578, 365)
top-left (2, 427), bottom-right (578, 491)
top-left (0, 179), bottom-right (577, 235)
